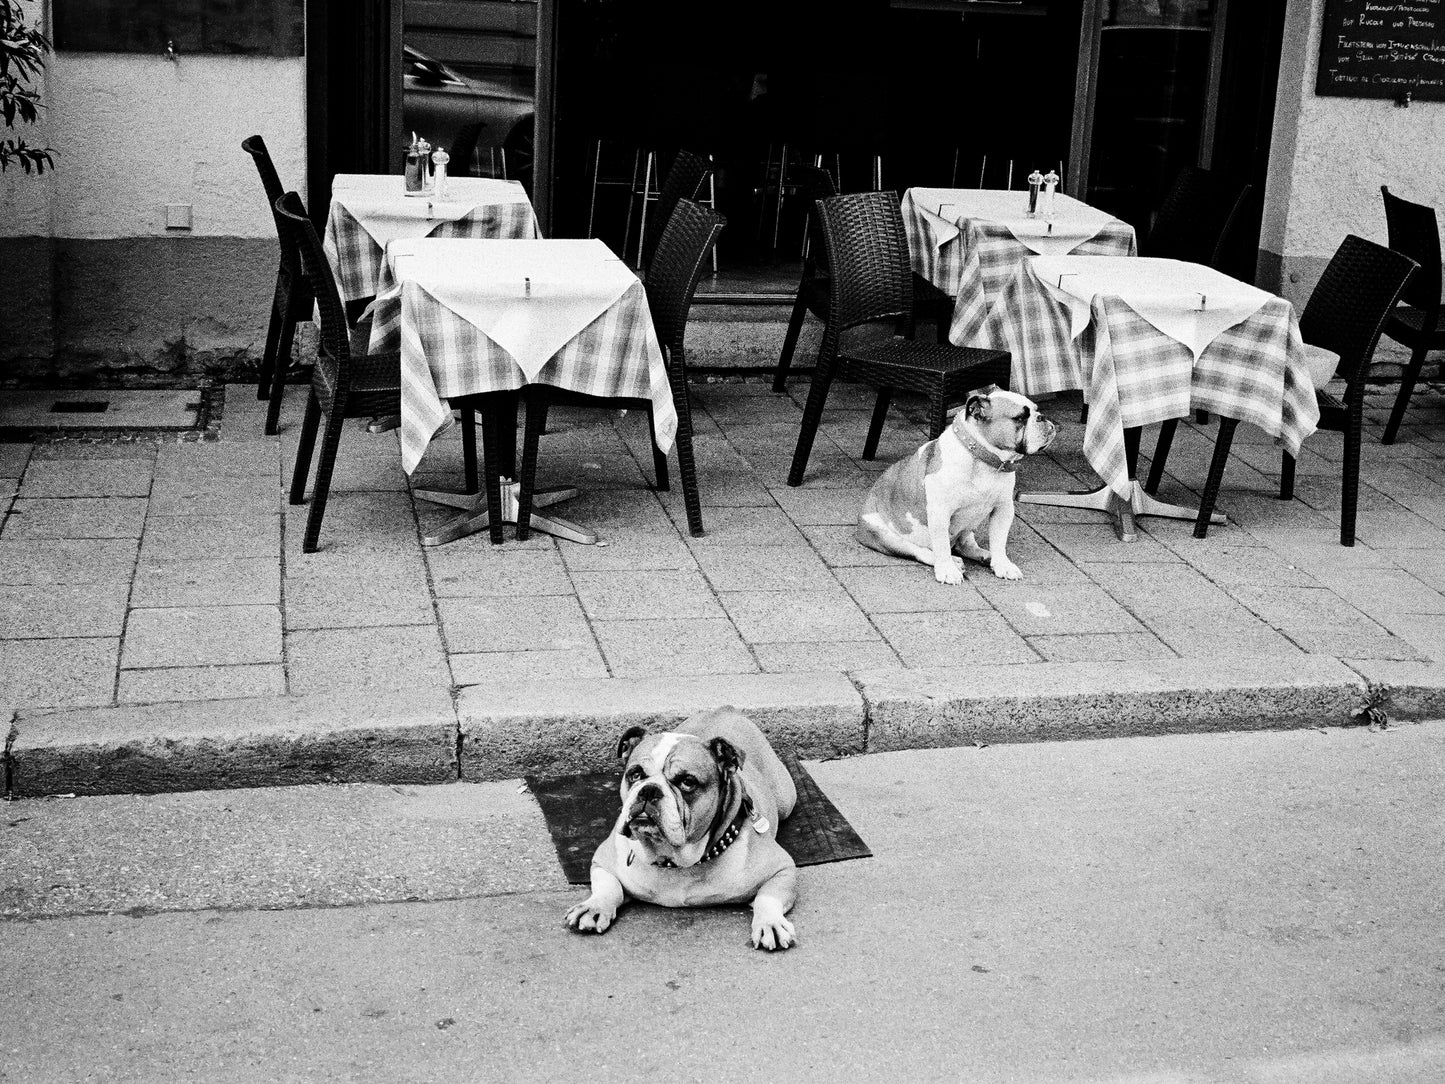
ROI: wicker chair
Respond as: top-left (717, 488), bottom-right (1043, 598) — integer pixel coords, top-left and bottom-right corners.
top-left (637, 149), bottom-right (713, 273)
top-left (1379, 186), bottom-right (1444, 444)
top-left (515, 198), bottom-right (726, 538)
top-left (773, 164), bottom-right (839, 392)
top-left (1145, 166), bottom-right (1253, 268)
top-left (242, 135), bottom-right (314, 436)
top-left (1145, 236), bottom-right (1416, 546)
top-left (274, 191), bottom-right (405, 553)
top-left (786, 191), bottom-right (1012, 487)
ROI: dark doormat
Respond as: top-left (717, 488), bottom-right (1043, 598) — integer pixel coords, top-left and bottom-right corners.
top-left (527, 753), bottom-right (872, 885)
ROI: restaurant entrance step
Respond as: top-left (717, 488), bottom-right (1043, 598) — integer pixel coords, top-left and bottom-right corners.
top-left (0, 389), bottom-right (215, 441)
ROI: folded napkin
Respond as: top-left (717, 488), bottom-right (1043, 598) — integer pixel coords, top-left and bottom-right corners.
top-left (388, 238), bottom-right (633, 380)
top-left (1032, 255), bottom-right (1276, 359)
top-left (907, 187), bottom-right (1117, 256)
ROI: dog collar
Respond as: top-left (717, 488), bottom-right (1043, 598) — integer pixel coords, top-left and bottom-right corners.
top-left (958, 428), bottom-right (1018, 472)
top-left (652, 797), bottom-right (754, 869)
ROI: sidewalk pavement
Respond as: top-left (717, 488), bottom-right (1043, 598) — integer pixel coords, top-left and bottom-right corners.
top-left (4, 376), bottom-right (1445, 797)
top-left (4, 726), bottom-right (1445, 1080)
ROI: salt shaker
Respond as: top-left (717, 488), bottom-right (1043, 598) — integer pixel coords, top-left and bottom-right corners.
top-left (431, 147), bottom-right (449, 203)
top-left (1027, 169), bottom-right (1044, 216)
top-left (1042, 169), bottom-right (1060, 217)
top-left (416, 138), bottom-right (433, 191)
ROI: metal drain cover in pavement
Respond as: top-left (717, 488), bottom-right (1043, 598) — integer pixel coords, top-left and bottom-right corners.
top-left (1, 390), bottom-right (202, 432)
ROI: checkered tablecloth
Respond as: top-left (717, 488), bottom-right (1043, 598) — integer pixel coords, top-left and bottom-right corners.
top-left (364, 238), bottom-right (674, 474)
top-left (1047, 287), bottom-right (1319, 501)
top-left (323, 176), bottom-right (540, 303)
top-left (901, 188), bottom-right (1137, 396)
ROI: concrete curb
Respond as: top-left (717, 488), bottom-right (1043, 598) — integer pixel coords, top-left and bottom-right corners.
top-left (856, 657), bottom-right (1369, 751)
top-left (10, 658), bottom-right (1444, 797)
top-left (6, 689), bottom-right (458, 798)
top-left (456, 672), bottom-right (865, 780)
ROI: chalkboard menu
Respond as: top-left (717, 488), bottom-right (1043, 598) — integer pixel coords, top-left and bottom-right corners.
top-left (1316, 0), bottom-right (1445, 101)
top-left (54, 0), bottom-right (304, 57)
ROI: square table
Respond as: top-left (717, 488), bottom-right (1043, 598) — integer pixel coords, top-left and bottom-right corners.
top-left (365, 237), bottom-right (675, 546)
top-left (324, 174), bottom-right (540, 305)
top-left (902, 187), bottom-right (1137, 395)
top-left (1020, 255), bottom-right (1320, 540)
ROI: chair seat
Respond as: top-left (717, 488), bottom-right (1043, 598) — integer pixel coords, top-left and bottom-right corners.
top-left (843, 338), bottom-right (1011, 396)
top-left (309, 322), bottom-right (401, 418)
top-left (1385, 307), bottom-right (1445, 345)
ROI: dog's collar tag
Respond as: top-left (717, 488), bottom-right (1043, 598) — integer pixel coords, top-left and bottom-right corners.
top-left (750, 807), bottom-right (771, 834)
top-left (959, 429), bottom-right (1018, 472)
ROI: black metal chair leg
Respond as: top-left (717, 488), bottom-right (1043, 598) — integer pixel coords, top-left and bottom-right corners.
top-left (787, 355), bottom-right (839, 486)
top-left (1279, 451), bottom-right (1295, 501)
top-left (862, 388), bottom-right (893, 460)
top-left (1193, 416), bottom-right (1237, 539)
top-left (259, 296), bottom-right (283, 400)
top-left (1341, 411), bottom-right (1363, 547)
top-left (1382, 342), bottom-right (1430, 445)
top-left (1145, 419), bottom-right (1178, 495)
top-left (927, 391), bottom-right (949, 441)
top-left (774, 289), bottom-right (810, 393)
top-left (671, 378), bottom-right (705, 536)
top-left (516, 391), bottom-right (548, 541)
top-left (461, 406), bottom-right (479, 494)
top-left (482, 397), bottom-right (506, 545)
top-left (264, 313), bottom-right (296, 436)
top-left (289, 391), bottom-right (322, 505)
top-left (647, 406), bottom-right (671, 490)
top-left (302, 397), bottom-right (349, 553)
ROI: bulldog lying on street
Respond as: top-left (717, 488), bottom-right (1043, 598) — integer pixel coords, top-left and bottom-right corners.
top-left (856, 385), bottom-right (1057, 584)
top-left (564, 707), bottom-right (799, 951)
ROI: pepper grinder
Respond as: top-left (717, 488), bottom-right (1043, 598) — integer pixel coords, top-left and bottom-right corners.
top-left (1027, 169), bottom-right (1044, 217)
top-left (404, 133), bottom-right (422, 192)
top-left (416, 138), bottom-right (433, 192)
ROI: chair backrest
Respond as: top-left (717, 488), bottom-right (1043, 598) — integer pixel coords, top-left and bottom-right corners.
top-left (274, 190), bottom-right (350, 365)
top-left (814, 190), bottom-right (914, 354)
top-left (1209, 182), bottom-right (1255, 273)
top-left (642, 149), bottom-right (713, 269)
top-left (1146, 165), bottom-right (1247, 264)
top-left (792, 163), bottom-right (839, 274)
top-left (242, 135), bottom-right (305, 280)
top-left (1300, 234), bottom-right (1419, 386)
top-left (1381, 186), bottom-right (1443, 314)
top-left (644, 197), bottom-right (725, 367)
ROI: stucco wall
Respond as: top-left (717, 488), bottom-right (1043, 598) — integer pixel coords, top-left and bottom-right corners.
top-left (1261, 0), bottom-right (1445, 311)
top-left (1, 1), bottom-right (306, 380)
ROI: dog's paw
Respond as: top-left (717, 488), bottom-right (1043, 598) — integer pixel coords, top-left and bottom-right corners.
top-left (934, 556), bottom-right (965, 585)
top-left (990, 558), bottom-right (1023, 580)
top-left (564, 900), bottom-right (616, 934)
top-left (750, 913), bottom-right (797, 951)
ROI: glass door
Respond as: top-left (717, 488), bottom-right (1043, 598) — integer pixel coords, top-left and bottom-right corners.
top-left (1069, 0), bottom-right (1226, 235)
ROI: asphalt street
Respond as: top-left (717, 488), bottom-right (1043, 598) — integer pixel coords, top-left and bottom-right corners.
top-left (3, 722), bottom-right (1444, 1082)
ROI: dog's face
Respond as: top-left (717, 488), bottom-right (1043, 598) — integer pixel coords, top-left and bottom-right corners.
top-left (960, 385), bottom-right (1058, 457)
top-left (613, 726), bottom-right (743, 869)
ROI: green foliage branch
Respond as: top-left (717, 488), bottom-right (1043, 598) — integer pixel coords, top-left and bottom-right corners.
top-left (1, 0), bottom-right (53, 174)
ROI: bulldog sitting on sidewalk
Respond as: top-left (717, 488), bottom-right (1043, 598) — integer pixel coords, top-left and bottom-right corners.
top-left (856, 385), bottom-right (1057, 584)
top-left (564, 707), bottom-right (799, 951)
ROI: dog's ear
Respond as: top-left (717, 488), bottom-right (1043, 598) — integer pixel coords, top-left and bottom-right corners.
top-left (708, 736), bottom-right (746, 778)
top-left (616, 725), bottom-right (648, 761)
top-left (965, 385), bottom-right (998, 422)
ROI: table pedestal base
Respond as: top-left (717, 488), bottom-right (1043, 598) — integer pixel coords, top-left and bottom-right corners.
top-left (414, 479), bottom-right (596, 546)
top-left (1019, 482), bottom-right (1224, 543)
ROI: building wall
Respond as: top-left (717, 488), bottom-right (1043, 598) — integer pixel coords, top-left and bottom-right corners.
top-left (0, 0), bottom-right (306, 382)
top-left (1260, 0), bottom-right (1445, 313)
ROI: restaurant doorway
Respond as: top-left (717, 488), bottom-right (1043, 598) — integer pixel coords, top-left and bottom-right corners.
top-left (550, 0), bottom-right (1085, 287)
